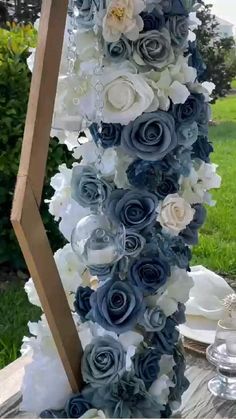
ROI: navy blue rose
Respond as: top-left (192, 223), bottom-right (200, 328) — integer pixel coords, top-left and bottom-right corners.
top-left (192, 135), bottom-right (214, 163)
top-left (151, 318), bottom-right (179, 354)
top-left (40, 410), bottom-right (67, 418)
top-left (89, 278), bottom-right (145, 333)
top-left (105, 37), bottom-right (133, 63)
top-left (71, 166), bottom-right (113, 209)
top-left (121, 111), bottom-right (177, 161)
top-left (141, 11), bottom-right (165, 32)
top-left (106, 189), bottom-right (158, 231)
top-left (168, 345), bottom-right (190, 406)
top-left (133, 348), bottom-right (161, 388)
top-left (188, 41), bottom-right (206, 79)
top-left (172, 302), bottom-right (186, 325)
top-left (125, 230), bottom-right (146, 257)
top-left (180, 203), bottom-right (206, 245)
top-left (89, 122), bottom-right (122, 149)
top-left (74, 286), bottom-right (94, 321)
top-left (172, 94), bottom-right (204, 124)
top-left (83, 372), bottom-right (163, 418)
top-left (167, 16), bottom-right (189, 48)
top-left (128, 257), bottom-right (170, 295)
top-left (65, 393), bottom-right (92, 418)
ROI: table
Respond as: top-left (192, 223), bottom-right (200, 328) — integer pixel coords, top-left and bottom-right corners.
top-left (1, 354), bottom-right (235, 418)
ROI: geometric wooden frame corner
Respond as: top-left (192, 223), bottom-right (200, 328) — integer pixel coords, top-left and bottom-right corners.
top-left (11, 0), bottom-right (82, 392)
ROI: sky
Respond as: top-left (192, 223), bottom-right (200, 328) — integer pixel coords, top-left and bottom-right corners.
top-left (210, 0), bottom-right (236, 28)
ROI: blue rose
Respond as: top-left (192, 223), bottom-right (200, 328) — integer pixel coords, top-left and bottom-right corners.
top-left (75, 0), bottom-right (101, 28)
top-left (105, 37), bottom-right (133, 63)
top-left (71, 166), bottom-right (113, 209)
top-left (166, 0), bottom-right (196, 15)
top-left (141, 11), bottom-right (165, 32)
top-left (121, 111), bottom-right (177, 161)
top-left (177, 121), bottom-right (199, 148)
top-left (128, 257), bottom-right (170, 295)
top-left (188, 41), bottom-right (206, 79)
top-left (167, 16), bottom-right (189, 48)
top-left (82, 372), bottom-right (163, 418)
top-left (172, 94), bottom-right (204, 124)
top-left (40, 410), bottom-right (67, 418)
top-left (89, 278), bottom-right (145, 333)
top-left (65, 393), bottom-right (92, 418)
top-left (175, 146), bottom-right (192, 176)
top-left (133, 348), bottom-right (161, 388)
top-left (134, 30), bottom-right (174, 70)
top-left (151, 318), bottom-right (180, 354)
top-left (168, 344), bottom-right (190, 407)
top-left (192, 135), bottom-right (214, 163)
top-left (171, 302), bottom-right (186, 325)
top-left (82, 336), bottom-right (126, 386)
top-left (89, 264), bottom-right (114, 281)
top-left (106, 189), bottom-right (158, 231)
top-left (180, 203), bottom-right (206, 245)
top-left (125, 230), bottom-right (146, 258)
top-left (89, 122), bottom-right (122, 148)
top-left (74, 286), bottom-right (94, 321)
top-left (197, 102), bottom-right (211, 135)
top-left (140, 306), bottom-right (166, 332)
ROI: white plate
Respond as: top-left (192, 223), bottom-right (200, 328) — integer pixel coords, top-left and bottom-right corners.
top-left (179, 315), bottom-right (217, 345)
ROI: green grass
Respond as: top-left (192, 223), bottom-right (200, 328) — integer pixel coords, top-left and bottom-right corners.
top-left (192, 96), bottom-right (236, 278)
top-left (0, 282), bottom-right (41, 369)
top-left (231, 79), bottom-right (236, 89)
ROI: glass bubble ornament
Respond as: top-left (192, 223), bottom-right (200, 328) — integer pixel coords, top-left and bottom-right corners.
top-left (206, 293), bottom-right (236, 400)
top-left (71, 214), bottom-right (126, 268)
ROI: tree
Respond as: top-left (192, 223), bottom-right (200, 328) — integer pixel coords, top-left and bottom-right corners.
top-left (195, 2), bottom-right (236, 101)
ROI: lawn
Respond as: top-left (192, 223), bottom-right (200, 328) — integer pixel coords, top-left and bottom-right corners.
top-left (192, 96), bottom-right (236, 279)
top-left (0, 95), bottom-right (236, 370)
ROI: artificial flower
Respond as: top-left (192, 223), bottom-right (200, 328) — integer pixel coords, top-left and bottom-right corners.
top-left (133, 348), bottom-right (161, 388)
top-left (157, 193), bottom-right (195, 235)
top-left (105, 37), bottom-right (133, 62)
top-left (74, 286), bottom-right (94, 322)
top-left (140, 306), bottom-right (166, 332)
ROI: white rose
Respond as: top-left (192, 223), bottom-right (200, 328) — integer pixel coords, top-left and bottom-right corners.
top-left (158, 193), bottom-right (195, 235)
top-left (101, 70), bottom-right (154, 125)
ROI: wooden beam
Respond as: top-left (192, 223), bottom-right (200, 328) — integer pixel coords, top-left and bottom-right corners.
top-left (11, 0), bottom-right (83, 392)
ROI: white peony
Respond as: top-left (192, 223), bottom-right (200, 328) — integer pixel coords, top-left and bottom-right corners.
top-left (180, 162), bottom-right (221, 205)
top-left (157, 194), bottom-right (195, 236)
top-left (102, 0), bottom-right (145, 42)
top-left (20, 316), bottom-right (71, 414)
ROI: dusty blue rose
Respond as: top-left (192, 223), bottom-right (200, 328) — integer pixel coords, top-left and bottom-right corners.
top-left (89, 122), bottom-right (122, 148)
top-left (175, 146), bottom-right (192, 176)
top-left (75, 0), bottom-right (101, 28)
top-left (197, 102), bottom-right (211, 135)
top-left (167, 15), bottom-right (189, 48)
top-left (82, 336), bottom-right (126, 386)
top-left (74, 286), bottom-right (94, 321)
top-left (141, 306), bottom-right (167, 332)
top-left (65, 393), bottom-right (92, 418)
top-left (133, 348), bottom-right (161, 388)
top-left (172, 94), bottom-right (204, 124)
top-left (180, 203), bottom-right (206, 245)
top-left (71, 166), bottom-right (113, 209)
top-left (128, 257), bottom-right (170, 295)
top-left (40, 410), bottom-right (67, 418)
top-left (105, 37), bottom-right (133, 63)
top-left (121, 111), bottom-right (177, 161)
top-left (192, 135), bottom-right (214, 163)
top-left (125, 230), bottom-right (146, 257)
top-left (177, 121), bottom-right (199, 148)
top-left (151, 318), bottom-right (180, 354)
top-left (106, 189), bottom-right (158, 231)
top-left (167, 0), bottom-right (196, 15)
top-left (134, 29), bottom-right (174, 70)
top-left (83, 372), bottom-right (164, 418)
top-left (89, 278), bottom-right (145, 333)
top-left (141, 10), bottom-right (165, 32)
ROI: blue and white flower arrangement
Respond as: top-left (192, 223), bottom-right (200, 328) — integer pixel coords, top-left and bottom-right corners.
top-left (22, 0), bottom-right (221, 417)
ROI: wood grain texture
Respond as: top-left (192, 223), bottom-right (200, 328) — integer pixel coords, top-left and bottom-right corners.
top-left (1, 355), bottom-right (236, 418)
top-left (11, 0), bottom-right (83, 392)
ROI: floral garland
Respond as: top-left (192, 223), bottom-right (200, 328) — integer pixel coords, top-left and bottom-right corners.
top-left (23, 0), bottom-right (221, 418)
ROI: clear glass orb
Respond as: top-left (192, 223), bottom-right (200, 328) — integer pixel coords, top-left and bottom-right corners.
top-left (71, 214), bottom-right (126, 267)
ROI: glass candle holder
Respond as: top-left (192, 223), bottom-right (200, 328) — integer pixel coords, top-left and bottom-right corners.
top-left (206, 294), bottom-right (236, 400)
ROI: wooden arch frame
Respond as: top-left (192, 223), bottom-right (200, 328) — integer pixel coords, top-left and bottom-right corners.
top-left (11, 0), bottom-right (82, 392)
